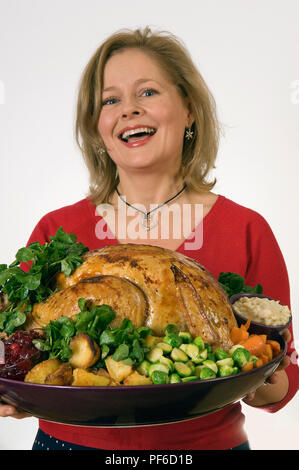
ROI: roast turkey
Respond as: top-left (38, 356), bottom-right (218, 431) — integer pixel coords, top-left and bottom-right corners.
top-left (29, 244), bottom-right (237, 351)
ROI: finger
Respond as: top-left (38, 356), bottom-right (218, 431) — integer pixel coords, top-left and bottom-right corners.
top-left (0, 405), bottom-right (18, 417)
top-left (244, 391), bottom-right (256, 401)
top-left (276, 355), bottom-right (291, 371)
top-left (265, 372), bottom-right (279, 384)
top-left (282, 329), bottom-right (291, 344)
top-left (0, 404), bottom-right (31, 419)
top-left (9, 411), bottom-right (31, 419)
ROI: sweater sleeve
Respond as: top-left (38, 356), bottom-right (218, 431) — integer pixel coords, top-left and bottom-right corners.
top-left (26, 217), bottom-right (54, 245)
top-left (245, 213), bottom-right (298, 413)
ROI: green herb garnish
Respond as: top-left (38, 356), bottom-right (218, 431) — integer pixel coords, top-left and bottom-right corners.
top-left (217, 272), bottom-right (263, 297)
top-left (33, 300), bottom-right (116, 361)
top-left (0, 227), bottom-right (89, 334)
top-left (99, 318), bottom-right (152, 368)
top-left (32, 299), bottom-right (151, 369)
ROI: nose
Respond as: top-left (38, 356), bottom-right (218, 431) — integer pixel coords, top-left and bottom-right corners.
top-left (122, 109), bottom-right (140, 118)
top-left (121, 96), bottom-right (144, 119)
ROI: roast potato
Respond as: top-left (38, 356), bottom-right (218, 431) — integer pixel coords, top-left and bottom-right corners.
top-left (24, 358), bottom-right (61, 384)
top-left (105, 356), bottom-right (133, 383)
top-left (93, 367), bottom-right (119, 386)
top-left (69, 333), bottom-right (101, 369)
top-left (44, 362), bottom-right (73, 385)
top-left (123, 371), bottom-right (153, 386)
top-left (72, 368), bottom-right (111, 386)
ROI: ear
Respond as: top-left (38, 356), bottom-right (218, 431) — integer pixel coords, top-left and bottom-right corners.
top-left (184, 98), bottom-right (195, 128)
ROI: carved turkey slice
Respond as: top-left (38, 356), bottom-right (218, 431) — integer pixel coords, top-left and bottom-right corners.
top-left (38, 244), bottom-right (237, 351)
top-left (31, 275), bottom-right (147, 328)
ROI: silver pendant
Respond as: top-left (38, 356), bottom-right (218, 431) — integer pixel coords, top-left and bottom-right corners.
top-left (141, 214), bottom-right (158, 231)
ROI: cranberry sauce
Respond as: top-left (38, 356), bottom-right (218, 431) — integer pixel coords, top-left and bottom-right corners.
top-left (0, 330), bottom-right (44, 381)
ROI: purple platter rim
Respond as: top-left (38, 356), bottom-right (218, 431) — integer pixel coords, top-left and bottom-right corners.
top-left (0, 336), bottom-right (286, 393)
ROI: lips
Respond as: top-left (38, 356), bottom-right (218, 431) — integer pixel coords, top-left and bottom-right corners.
top-left (116, 125), bottom-right (157, 148)
top-left (117, 125), bottom-right (157, 142)
top-left (119, 133), bottom-right (156, 148)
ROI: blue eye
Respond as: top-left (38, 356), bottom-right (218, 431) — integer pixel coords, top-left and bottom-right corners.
top-left (142, 88), bottom-right (157, 97)
top-left (102, 88), bottom-right (157, 106)
top-left (102, 97), bottom-right (118, 106)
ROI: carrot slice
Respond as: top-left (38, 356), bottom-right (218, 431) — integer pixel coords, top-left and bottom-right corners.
top-left (260, 353), bottom-right (269, 365)
top-left (264, 344), bottom-right (273, 361)
top-left (267, 340), bottom-right (281, 356)
top-left (240, 317), bottom-right (251, 332)
top-left (240, 335), bottom-right (266, 356)
top-left (259, 335), bottom-right (267, 344)
top-left (241, 361), bottom-right (253, 372)
top-left (230, 327), bottom-right (249, 344)
top-left (254, 358), bottom-right (263, 368)
top-left (230, 327), bottom-right (242, 344)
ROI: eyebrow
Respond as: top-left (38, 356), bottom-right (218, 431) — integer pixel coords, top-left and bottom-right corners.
top-left (102, 78), bottom-right (160, 93)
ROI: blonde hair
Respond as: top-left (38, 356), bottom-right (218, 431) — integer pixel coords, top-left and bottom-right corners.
top-left (75, 26), bottom-right (220, 205)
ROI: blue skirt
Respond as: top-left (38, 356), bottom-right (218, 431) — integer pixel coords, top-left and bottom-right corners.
top-left (32, 428), bottom-right (250, 451)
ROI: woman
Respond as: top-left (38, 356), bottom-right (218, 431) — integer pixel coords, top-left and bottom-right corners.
top-left (1, 26), bottom-right (297, 450)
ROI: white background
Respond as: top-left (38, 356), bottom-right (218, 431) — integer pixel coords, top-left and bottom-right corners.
top-left (0, 0), bottom-right (298, 450)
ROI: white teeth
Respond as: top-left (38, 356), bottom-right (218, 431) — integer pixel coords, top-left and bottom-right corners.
top-left (121, 127), bottom-right (156, 140)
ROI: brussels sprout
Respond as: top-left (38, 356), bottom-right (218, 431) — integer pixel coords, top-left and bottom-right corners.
top-left (179, 343), bottom-right (189, 353)
top-left (186, 360), bottom-right (196, 375)
top-left (182, 376), bottom-right (199, 382)
top-left (148, 363), bottom-right (170, 377)
top-left (218, 365), bottom-right (238, 377)
top-left (198, 349), bottom-right (208, 362)
top-left (229, 344), bottom-right (246, 356)
top-left (214, 348), bottom-right (231, 361)
top-left (194, 365), bottom-right (204, 377)
top-left (164, 324), bottom-right (179, 335)
top-left (171, 347), bottom-right (188, 363)
top-left (207, 352), bottom-right (217, 362)
top-left (185, 344), bottom-right (200, 359)
top-left (199, 367), bottom-right (217, 380)
top-left (164, 334), bottom-right (183, 348)
top-left (151, 370), bottom-right (169, 384)
top-left (174, 362), bottom-right (193, 377)
top-left (216, 357), bottom-right (234, 368)
top-left (156, 342), bottom-right (172, 354)
top-left (204, 343), bottom-right (213, 354)
top-left (159, 356), bottom-right (175, 373)
top-left (232, 348), bottom-right (251, 368)
top-left (137, 360), bottom-right (151, 377)
top-left (170, 373), bottom-right (181, 383)
top-left (146, 347), bottom-right (164, 363)
top-left (178, 332), bottom-right (193, 343)
top-left (202, 360), bottom-right (218, 374)
top-left (193, 336), bottom-right (205, 352)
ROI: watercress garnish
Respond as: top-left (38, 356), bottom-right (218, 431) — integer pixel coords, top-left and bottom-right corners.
top-left (0, 227), bottom-right (89, 335)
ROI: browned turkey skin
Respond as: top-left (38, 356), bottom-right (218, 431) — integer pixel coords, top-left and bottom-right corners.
top-left (31, 275), bottom-right (147, 329)
top-left (30, 244), bottom-right (237, 351)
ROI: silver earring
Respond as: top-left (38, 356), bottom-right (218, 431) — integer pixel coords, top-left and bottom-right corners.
top-left (97, 146), bottom-right (106, 155)
top-left (185, 127), bottom-right (194, 140)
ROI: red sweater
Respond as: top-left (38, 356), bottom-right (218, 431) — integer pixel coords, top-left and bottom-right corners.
top-left (24, 195), bottom-right (298, 450)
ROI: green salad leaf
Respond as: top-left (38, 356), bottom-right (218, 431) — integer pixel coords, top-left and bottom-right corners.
top-left (32, 299), bottom-right (152, 369)
top-left (217, 272), bottom-right (263, 298)
top-left (0, 227), bottom-right (89, 335)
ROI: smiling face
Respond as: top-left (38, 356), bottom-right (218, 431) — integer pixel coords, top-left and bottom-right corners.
top-left (97, 48), bottom-right (194, 174)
